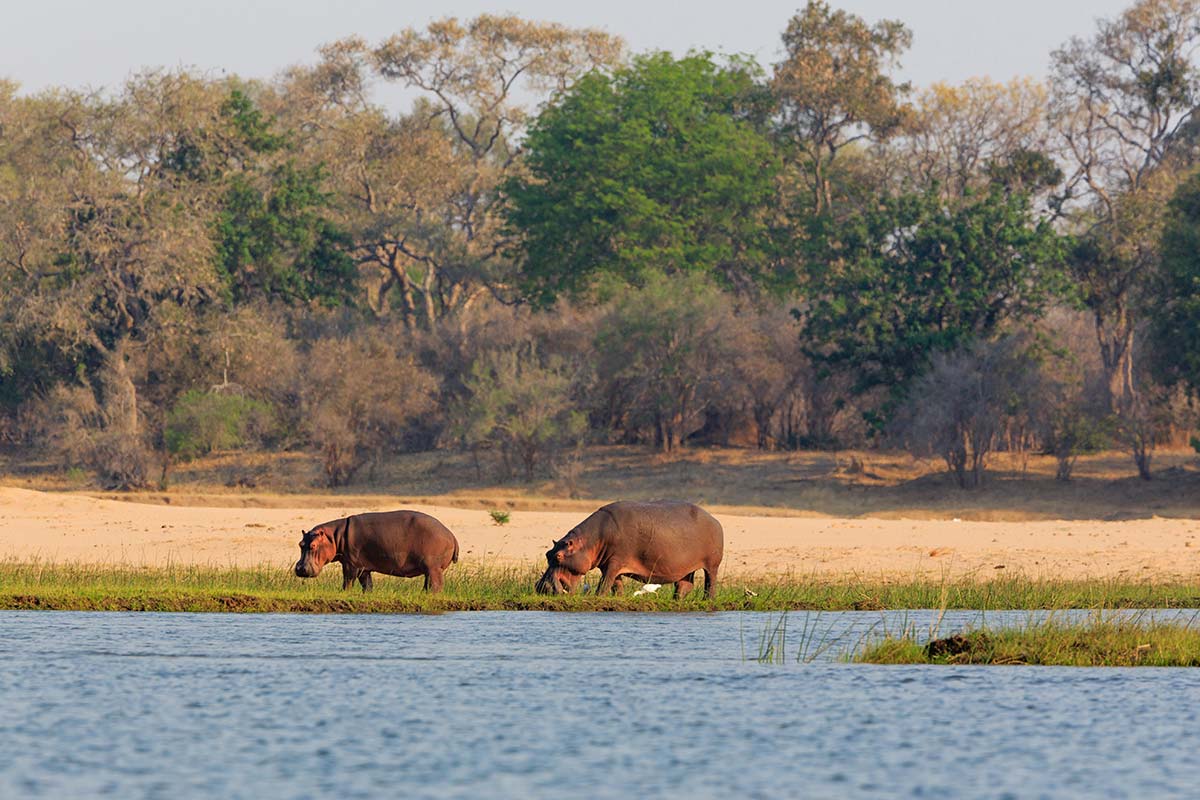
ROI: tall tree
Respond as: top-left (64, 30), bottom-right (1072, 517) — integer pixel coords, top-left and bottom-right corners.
top-left (505, 51), bottom-right (779, 304)
top-left (285, 17), bottom-right (623, 329)
top-left (0, 73), bottom-right (221, 438)
top-left (1050, 0), bottom-right (1200, 411)
top-left (771, 0), bottom-right (911, 214)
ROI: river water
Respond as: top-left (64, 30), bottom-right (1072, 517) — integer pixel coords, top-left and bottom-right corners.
top-left (2, 610), bottom-right (1199, 798)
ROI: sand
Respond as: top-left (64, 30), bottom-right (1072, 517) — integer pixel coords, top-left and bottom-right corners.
top-left (1, 486), bottom-right (1198, 580)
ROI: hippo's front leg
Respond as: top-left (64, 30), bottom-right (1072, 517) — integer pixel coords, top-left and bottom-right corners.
top-left (358, 572), bottom-right (373, 592)
top-left (341, 562), bottom-right (359, 591)
top-left (596, 566), bottom-right (622, 596)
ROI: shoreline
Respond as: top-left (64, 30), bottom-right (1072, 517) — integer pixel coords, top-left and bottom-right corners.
top-left (3, 486), bottom-right (1200, 582)
top-left (3, 562), bottom-right (1199, 613)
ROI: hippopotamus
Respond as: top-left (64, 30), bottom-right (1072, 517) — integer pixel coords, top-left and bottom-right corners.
top-left (535, 500), bottom-right (723, 598)
top-left (294, 510), bottom-right (459, 593)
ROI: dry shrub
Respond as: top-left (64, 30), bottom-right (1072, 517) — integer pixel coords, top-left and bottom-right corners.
top-left (191, 306), bottom-right (304, 445)
top-left (1027, 321), bottom-right (1110, 480)
top-left (451, 342), bottom-right (587, 481)
top-left (892, 336), bottom-right (1042, 488)
top-left (27, 385), bottom-right (151, 489)
top-left (592, 274), bottom-right (734, 452)
top-left (302, 332), bottom-right (437, 486)
top-left (87, 431), bottom-right (152, 489)
top-left (723, 306), bottom-right (807, 449)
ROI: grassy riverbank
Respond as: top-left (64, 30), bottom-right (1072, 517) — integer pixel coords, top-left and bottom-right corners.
top-left (854, 613), bottom-right (1200, 666)
top-left (3, 562), bottom-right (1200, 613)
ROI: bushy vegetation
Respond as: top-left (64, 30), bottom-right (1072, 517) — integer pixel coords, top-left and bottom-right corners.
top-left (165, 391), bottom-right (274, 461)
top-left (3, 2), bottom-right (1200, 489)
top-left (854, 613), bottom-right (1200, 667)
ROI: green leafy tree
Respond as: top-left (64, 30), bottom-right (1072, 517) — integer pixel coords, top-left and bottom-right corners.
top-left (204, 88), bottom-right (357, 307)
top-left (803, 186), bottom-right (1067, 409)
top-left (505, 52), bottom-right (779, 305)
top-left (215, 163), bottom-right (356, 307)
top-left (1150, 168), bottom-right (1200, 396)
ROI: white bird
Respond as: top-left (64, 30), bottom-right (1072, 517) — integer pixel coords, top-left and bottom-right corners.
top-left (632, 583), bottom-right (662, 596)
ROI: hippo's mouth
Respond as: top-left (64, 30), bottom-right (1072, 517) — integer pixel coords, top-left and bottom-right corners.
top-left (294, 559), bottom-right (322, 578)
top-left (534, 571), bottom-right (561, 595)
top-left (535, 568), bottom-right (580, 595)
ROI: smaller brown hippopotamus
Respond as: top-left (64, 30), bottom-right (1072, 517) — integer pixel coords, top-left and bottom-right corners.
top-left (535, 500), bottom-right (723, 598)
top-left (294, 510), bottom-right (459, 593)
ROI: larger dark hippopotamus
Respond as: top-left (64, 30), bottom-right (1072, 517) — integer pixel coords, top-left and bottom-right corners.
top-left (535, 500), bottom-right (723, 598)
top-left (294, 510), bottom-right (459, 593)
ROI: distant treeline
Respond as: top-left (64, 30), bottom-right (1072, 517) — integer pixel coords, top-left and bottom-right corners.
top-left (2, 1), bottom-right (1200, 489)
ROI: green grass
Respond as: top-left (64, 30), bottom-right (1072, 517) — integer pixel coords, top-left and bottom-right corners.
top-left (3, 562), bottom-right (1200, 613)
top-left (853, 612), bottom-right (1200, 667)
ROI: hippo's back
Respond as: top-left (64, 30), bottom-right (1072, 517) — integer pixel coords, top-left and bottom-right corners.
top-left (350, 510), bottom-right (458, 566)
top-left (599, 500), bottom-right (723, 552)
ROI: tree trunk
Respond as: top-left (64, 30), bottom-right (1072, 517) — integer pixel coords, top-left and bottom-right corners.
top-left (1095, 308), bottom-right (1135, 414)
top-left (102, 336), bottom-right (138, 435)
top-left (523, 446), bottom-right (536, 482)
top-left (1133, 447), bottom-right (1153, 481)
top-left (421, 265), bottom-right (439, 332)
top-left (754, 403), bottom-right (773, 450)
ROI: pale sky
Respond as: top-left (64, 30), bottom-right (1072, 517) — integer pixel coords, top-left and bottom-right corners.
top-left (4, 0), bottom-right (1132, 106)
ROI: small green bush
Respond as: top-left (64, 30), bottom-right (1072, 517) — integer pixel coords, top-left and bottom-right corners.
top-left (165, 390), bottom-right (274, 461)
top-left (489, 509), bottom-right (512, 526)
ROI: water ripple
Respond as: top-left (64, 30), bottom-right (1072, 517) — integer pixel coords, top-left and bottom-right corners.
top-left (1, 610), bottom-right (1199, 799)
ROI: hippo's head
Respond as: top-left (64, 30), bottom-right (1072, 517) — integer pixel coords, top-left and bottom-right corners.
top-left (294, 526), bottom-right (337, 578)
top-left (535, 565), bottom-right (584, 595)
top-left (535, 535), bottom-right (592, 594)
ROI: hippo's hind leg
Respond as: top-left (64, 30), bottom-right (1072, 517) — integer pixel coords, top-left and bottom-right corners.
top-left (423, 567), bottom-right (445, 593)
top-left (703, 564), bottom-right (719, 599)
top-left (358, 572), bottom-right (373, 593)
top-left (674, 572), bottom-right (696, 599)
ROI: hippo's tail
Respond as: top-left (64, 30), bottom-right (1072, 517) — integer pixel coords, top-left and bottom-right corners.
top-left (452, 538), bottom-right (460, 564)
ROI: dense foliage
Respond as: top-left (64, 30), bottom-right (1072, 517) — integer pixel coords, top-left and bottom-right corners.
top-left (1, 2), bottom-right (1198, 489)
top-left (802, 186), bottom-right (1067, 396)
top-left (506, 52), bottom-right (779, 303)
